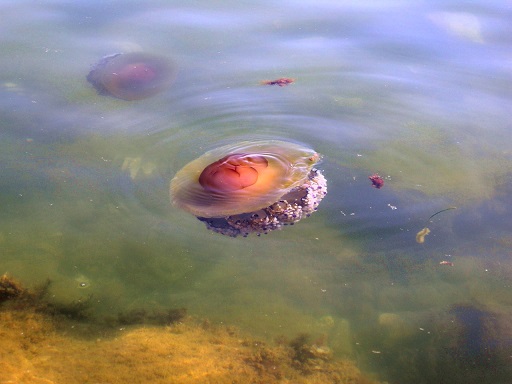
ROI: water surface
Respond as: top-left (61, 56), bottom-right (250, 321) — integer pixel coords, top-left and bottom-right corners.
top-left (1, 1), bottom-right (511, 383)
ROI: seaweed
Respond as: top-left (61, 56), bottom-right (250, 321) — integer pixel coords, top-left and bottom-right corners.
top-left (42, 295), bottom-right (94, 321)
top-left (0, 274), bottom-right (51, 308)
top-left (117, 307), bottom-right (187, 326)
top-left (1, 275), bottom-right (383, 384)
top-left (0, 274), bottom-right (25, 303)
top-left (289, 333), bottom-right (332, 374)
top-left (0, 275), bottom-right (90, 322)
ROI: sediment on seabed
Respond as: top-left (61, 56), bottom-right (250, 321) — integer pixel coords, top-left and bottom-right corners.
top-left (0, 274), bottom-right (382, 384)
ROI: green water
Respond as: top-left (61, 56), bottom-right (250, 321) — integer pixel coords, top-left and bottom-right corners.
top-left (1, 1), bottom-right (512, 383)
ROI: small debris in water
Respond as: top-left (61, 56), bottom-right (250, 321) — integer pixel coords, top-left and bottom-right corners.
top-left (368, 173), bottom-right (384, 189)
top-left (427, 207), bottom-right (457, 222)
top-left (416, 207), bottom-right (456, 244)
top-left (416, 227), bottom-right (431, 243)
top-left (260, 77), bottom-right (295, 86)
top-left (439, 260), bottom-right (454, 266)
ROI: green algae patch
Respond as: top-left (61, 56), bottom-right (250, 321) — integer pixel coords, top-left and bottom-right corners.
top-left (0, 301), bottom-right (382, 384)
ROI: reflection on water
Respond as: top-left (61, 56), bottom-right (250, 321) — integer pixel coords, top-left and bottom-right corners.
top-left (1, 0), bottom-right (512, 383)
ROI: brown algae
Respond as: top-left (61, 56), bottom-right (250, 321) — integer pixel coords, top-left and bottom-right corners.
top-left (0, 276), bottom-right (382, 384)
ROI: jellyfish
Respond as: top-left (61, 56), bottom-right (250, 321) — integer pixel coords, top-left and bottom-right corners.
top-left (87, 53), bottom-right (177, 101)
top-left (170, 140), bottom-right (327, 237)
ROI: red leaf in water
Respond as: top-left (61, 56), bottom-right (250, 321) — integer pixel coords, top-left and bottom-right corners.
top-left (260, 78), bottom-right (295, 86)
top-left (439, 261), bottom-right (454, 266)
top-left (369, 173), bottom-right (384, 189)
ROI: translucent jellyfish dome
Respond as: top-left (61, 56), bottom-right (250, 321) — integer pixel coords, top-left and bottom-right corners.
top-left (170, 140), bottom-right (327, 237)
top-left (87, 53), bottom-right (177, 101)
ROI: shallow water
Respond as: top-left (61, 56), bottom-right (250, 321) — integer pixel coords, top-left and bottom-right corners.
top-left (1, 1), bottom-right (512, 383)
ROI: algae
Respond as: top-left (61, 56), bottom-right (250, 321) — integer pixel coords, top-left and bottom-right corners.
top-left (0, 309), bottom-right (381, 384)
top-left (0, 276), bottom-right (383, 384)
top-left (0, 274), bottom-right (26, 303)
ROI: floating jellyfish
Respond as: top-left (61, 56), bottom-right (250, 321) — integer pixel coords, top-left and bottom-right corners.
top-left (87, 53), bottom-right (177, 101)
top-left (170, 140), bottom-right (327, 237)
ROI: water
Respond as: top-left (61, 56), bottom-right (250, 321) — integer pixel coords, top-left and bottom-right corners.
top-left (1, 1), bottom-right (512, 383)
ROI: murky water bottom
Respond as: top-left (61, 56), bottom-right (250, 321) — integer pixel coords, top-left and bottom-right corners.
top-left (0, 274), bottom-right (380, 384)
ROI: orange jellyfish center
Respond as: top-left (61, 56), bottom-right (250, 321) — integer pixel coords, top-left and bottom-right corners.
top-left (199, 154), bottom-right (269, 193)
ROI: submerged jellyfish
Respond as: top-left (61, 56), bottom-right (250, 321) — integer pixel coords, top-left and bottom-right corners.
top-left (170, 140), bottom-right (327, 237)
top-left (87, 53), bottom-right (177, 101)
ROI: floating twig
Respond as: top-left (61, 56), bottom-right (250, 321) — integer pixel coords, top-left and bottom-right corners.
top-left (427, 207), bottom-right (457, 222)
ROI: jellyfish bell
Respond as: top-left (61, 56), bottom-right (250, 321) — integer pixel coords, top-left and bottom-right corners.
top-left (198, 154), bottom-right (269, 193)
top-left (87, 52), bottom-right (177, 101)
top-left (171, 141), bottom-right (322, 217)
top-left (170, 141), bottom-right (327, 237)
